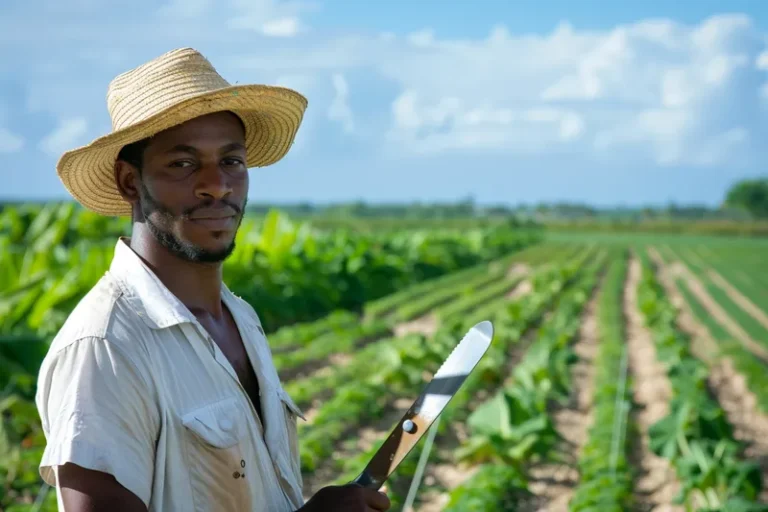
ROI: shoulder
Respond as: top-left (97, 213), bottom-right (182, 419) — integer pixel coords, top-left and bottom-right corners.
top-left (44, 272), bottom-right (154, 364)
top-left (36, 275), bottom-right (159, 414)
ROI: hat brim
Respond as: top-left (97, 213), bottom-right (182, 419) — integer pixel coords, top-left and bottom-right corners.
top-left (56, 84), bottom-right (308, 217)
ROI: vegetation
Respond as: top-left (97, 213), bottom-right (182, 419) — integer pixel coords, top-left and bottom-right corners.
top-left (3, 200), bottom-right (768, 511)
top-left (638, 256), bottom-right (767, 509)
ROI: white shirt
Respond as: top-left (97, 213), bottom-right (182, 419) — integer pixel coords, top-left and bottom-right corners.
top-left (35, 237), bottom-right (306, 511)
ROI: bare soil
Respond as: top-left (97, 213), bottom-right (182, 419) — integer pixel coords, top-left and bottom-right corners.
top-left (394, 314), bottom-right (439, 338)
top-left (648, 248), bottom-right (768, 362)
top-left (625, 256), bottom-right (683, 512)
top-left (706, 268), bottom-right (768, 332)
top-left (411, 280), bottom-right (540, 510)
top-left (525, 284), bottom-right (601, 512)
top-left (507, 279), bottom-right (533, 300)
top-left (649, 248), bottom-right (768, 504)
top-left (508, 262), bottom-right (532, 278)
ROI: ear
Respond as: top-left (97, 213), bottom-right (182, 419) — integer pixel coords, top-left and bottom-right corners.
top-left (114, 160), bottom-right (140, 206)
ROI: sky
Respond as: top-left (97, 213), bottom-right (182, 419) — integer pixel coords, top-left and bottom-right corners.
top-left (2, 0), bottom-right (768, 208)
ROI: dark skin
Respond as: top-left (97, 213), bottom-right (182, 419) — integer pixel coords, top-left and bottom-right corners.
top-left (56, 111), bottom-right (390, 512)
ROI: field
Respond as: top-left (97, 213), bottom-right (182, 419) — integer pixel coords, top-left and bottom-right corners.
top-left (2, 204), bottom-right (768, 511)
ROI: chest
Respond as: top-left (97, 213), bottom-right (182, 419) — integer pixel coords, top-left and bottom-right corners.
top-left (141, 323), bottom-right (303, 512)
top-left (197, 314), bottom-right (263, 420)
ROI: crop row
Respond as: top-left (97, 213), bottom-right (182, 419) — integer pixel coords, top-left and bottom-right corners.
top-left (329, 250), bottom-right (606, 509)
top-left (673, 276), bottom-right (768, 414)
top-left (272, 252), bottom-right (548, 376)
top-left (269, 242), bottom-right (580, 353)
top-left (569, 250), bottom-right (634, 511)
top-left (657, 245), bottom-right (768, 351)
top-left (637, 256), bottom-right (766, 509)
top-left (440, 249), bottom-right (607, 510)
top-left (283, 246), bottom-right (596, 409)
top-left (361, 246), bottom-right (533, 320)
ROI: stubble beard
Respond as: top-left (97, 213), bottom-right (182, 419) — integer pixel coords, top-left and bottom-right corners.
top-left (137, 179), bottom-right (245, 264)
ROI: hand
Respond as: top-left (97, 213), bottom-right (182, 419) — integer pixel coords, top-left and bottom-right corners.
top-left (299, 483), bottom-right (391, 511)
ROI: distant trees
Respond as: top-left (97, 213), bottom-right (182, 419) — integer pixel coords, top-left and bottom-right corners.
top-left (724, 178), bottom-right (768, 219)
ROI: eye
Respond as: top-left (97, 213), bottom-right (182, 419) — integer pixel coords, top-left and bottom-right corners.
top-left (223, 157), bottom-right (246, 167)
top-left (169, 160), bottom-right (194, 168)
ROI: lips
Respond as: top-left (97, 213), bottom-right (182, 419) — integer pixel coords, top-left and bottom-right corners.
top-left (188, 207), bottom-right (238, 231)
top-left (190, 216), bottom-right (236, 230)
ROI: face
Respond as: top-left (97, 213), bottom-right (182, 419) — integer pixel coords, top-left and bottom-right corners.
top-left (125, 111), bottom-right (249, 264)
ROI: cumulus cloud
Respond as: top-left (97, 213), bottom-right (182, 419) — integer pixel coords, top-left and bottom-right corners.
top-left (375, 15), bottom-right (768, 165)
top-left (224, 14), bottom-right (768, 166)
top-left (261, 17), bottom-right (302, 37)
top-left (226, 0), bottom-right (315, 37)
top-left (328, 73), bottom-right (354, 133)
top-left (38, 118), bottom-right (88, 156)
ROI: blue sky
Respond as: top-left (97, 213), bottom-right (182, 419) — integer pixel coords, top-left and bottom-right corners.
top-left (2, 0), bottom-right (768, 208)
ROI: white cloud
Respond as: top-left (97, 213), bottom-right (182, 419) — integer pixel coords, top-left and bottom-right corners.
top-left (328, 73), bottom-right (354, 133)
top-left (368, 14), bottom-right (768, 166)
top-left (226, 0), bottom-right (316, 37)
top-left (38, 118), bottom-right (88, 156)
top-left (262, 17), bottom-right (302, 37)
top-left (388, 92), bottom-right (585, 154)
top-left (4, 3), bottom-right (768, 175)
top-left (0, 128), bottom-right (24, 153)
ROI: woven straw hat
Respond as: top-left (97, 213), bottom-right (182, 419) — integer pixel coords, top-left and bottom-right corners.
top-left (56, 47), bottom-right (308, 217)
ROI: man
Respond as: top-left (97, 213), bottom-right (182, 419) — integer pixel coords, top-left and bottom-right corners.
top-left (35, 47), bottom-right (391, 512)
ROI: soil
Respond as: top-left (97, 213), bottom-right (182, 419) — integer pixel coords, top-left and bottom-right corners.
top-left (648, 248), bottom-right (768, 362)
top-left (706, 268), bottom-right (768, 332)
top-left (507, 279), bottom-right (533, 300)
top-left (625, 256), bottom-right (683, 511)
top-left (649, 248), bottom-right (768, 504)
top-left (524, 284), bottom-right (601, 512)
top-left (508, 262), bottom-right (532, 278)
top-left (394, 314), bottom-right (439, 338)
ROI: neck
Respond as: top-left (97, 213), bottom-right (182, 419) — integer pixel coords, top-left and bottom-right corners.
top-left (123, 227), bottom-right (225, 321)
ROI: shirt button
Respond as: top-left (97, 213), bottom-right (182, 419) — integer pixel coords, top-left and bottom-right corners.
top-left (219, 418), bottom-right (233, 431)
top-left (233, 471), bottom-right (240, 479)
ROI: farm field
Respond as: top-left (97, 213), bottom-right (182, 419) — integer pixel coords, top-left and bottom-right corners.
top-left (2, 205), bottom-right (768, 511)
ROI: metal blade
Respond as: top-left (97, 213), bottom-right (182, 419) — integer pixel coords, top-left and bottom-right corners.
top-left (351, 320), bottom-right (494, 490)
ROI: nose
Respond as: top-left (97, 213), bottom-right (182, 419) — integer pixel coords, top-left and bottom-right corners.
top-left (195, 162), bottom-right (233, 202)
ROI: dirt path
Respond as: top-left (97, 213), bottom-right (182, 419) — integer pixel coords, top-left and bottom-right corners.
top-left (706, 268), bottom-right (768, 332)
top-left (525, 284), bottom-right (601, 512)
top-left (647, 248), bottom-right (768, 362)
top-left (625, 256), bottom-right (683, 512)
top-left (412, 282), bottom-right (540, 511)
top-left (394, 314), bottom-right (439, 338)
top-left (507, 279), bottom-right (533, 300)
top-left (411, 423), bottom-right (480, 512)
top-left (649, 250), bottom-right (768, 504)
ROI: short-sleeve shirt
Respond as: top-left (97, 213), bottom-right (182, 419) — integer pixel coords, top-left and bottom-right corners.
top-left (35, 237), bottom-right (306, 512)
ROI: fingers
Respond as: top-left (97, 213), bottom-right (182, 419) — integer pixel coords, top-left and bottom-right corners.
top-left (364, 489), bottom-right (391, 511)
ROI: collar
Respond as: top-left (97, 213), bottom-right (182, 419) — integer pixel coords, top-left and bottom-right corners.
top-left (108, 236), bottom-right (237, 330)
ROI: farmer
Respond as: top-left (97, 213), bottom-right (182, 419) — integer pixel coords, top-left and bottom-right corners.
top-left (34, 47), bottom-right (391, 512)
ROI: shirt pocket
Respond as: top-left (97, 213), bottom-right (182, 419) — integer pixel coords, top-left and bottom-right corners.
top-left (181, 396), bottom-right (252, 512)
top-left (277, 388), bottom-right (305, 495)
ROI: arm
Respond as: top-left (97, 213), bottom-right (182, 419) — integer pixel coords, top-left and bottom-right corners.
top-left (36, 336), bottom-right (159, 511)
top-left (57, 463), bottom-right (148, 512)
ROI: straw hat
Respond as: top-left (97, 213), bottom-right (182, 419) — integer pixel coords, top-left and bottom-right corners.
top-left (56, 47), bottom-right (308, 217)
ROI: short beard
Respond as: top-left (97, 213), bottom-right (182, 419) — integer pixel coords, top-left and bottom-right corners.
top-left (137, 179), bottom-right (244, 264)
